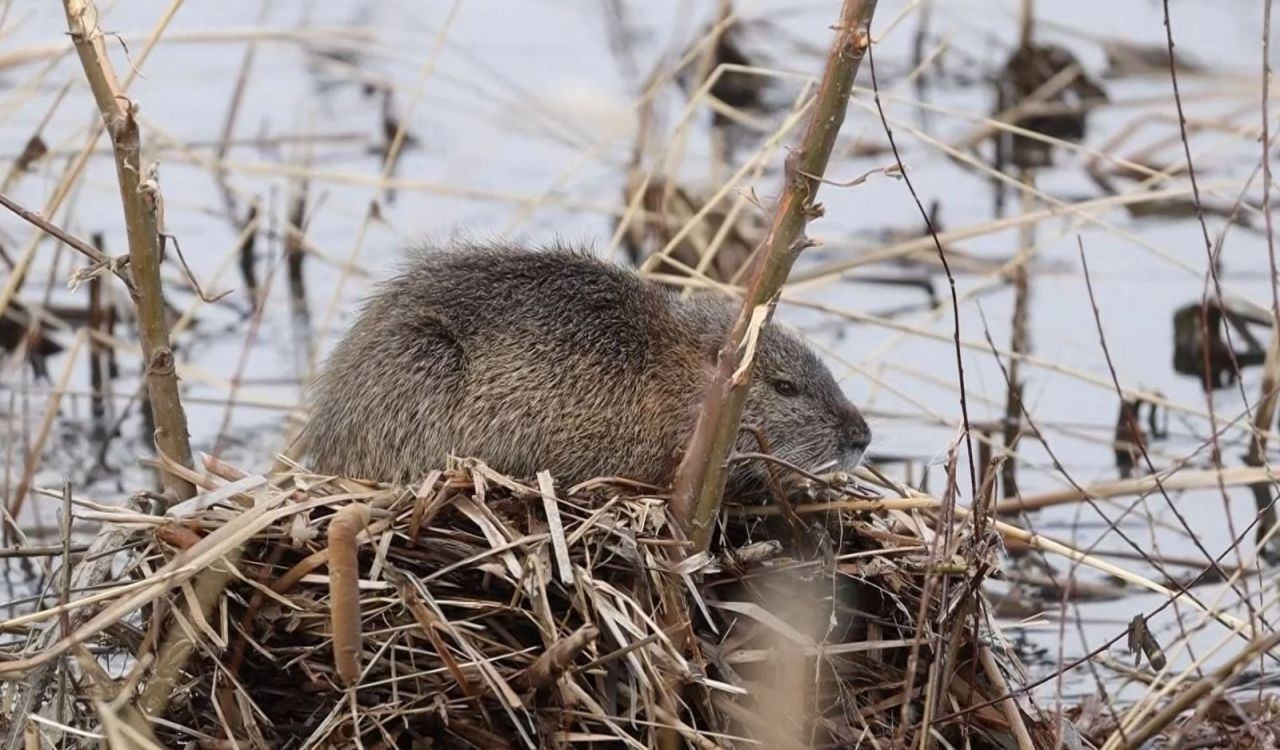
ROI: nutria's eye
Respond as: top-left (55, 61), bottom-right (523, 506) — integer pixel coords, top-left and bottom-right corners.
top-left (772, 379), bottom-right (799, 397)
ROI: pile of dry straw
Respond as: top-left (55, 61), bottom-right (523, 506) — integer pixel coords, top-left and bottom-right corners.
top-left (2, 452), bottom-right (1068, 749)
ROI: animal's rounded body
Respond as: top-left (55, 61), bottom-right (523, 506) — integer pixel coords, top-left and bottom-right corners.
top-left (305, 245), bottom-right (870, 495)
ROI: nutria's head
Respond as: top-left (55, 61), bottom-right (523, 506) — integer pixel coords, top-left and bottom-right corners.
top-left (739, 323), bottom-right (871, 478)
top-left (681, 294), bottom-right (871, 494)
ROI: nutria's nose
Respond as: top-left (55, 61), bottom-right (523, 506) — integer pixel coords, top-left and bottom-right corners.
top-left (840, 404), bottom-right (871, 454)
top-left (846, 426), bottom-right (871, 455)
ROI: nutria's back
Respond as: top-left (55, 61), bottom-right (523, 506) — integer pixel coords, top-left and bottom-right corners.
top-left (305, 244), bottom-right (870, 495)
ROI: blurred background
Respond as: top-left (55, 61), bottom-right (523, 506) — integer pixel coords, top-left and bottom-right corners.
top-left (2, 0), bottom-right (1278, 708)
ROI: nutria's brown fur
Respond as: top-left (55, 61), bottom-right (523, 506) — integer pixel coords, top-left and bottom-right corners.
top-left (304, 244), bottom-right (870, 496)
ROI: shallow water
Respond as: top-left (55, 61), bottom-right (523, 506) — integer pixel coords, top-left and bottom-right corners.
top-left (1, 0), bottom-right (1278, 707)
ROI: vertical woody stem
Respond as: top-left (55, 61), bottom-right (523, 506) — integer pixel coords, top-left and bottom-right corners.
top-left (63, 0), bottom-right (195, 501)
top-left (671, 0), bottom-right (878, 551)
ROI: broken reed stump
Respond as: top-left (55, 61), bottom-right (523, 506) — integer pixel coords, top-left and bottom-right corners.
top-left (676, 4), bottom-right (779, 163)
top-left (86, 232), bottom-right (117, 441)
top-left (1244, 326), bottom-right (1280, 561)
top-left (1171, 300), bottom-right (1268, 390)
top-left (619, 173), bottom-right (761, 283)
top-left (994, 42), bottom-right (1106, 171)
top-left (988, 28), bottom-right (1105, 216)
top-left (1000, 168), bottom-right (1035, 501)
top-left (62, 0), bottom-right (196, 502)
top-left (672, 0), bottom-right (879, 552)
top-left (237, 199), bottom-right (261, 307)
top-left (284, 176), bottom-right (314, 370)
top-left (0, 301), bottom-right (62, 381)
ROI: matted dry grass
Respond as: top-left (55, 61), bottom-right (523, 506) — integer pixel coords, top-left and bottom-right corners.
top-left (2, 452), bottom-right (1065, 749)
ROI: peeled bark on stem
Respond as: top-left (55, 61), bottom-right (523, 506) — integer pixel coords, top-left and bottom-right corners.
top-left (62, 0), bottom-right (196, 502)
top-left (670, 0), bottom-right (878, 552)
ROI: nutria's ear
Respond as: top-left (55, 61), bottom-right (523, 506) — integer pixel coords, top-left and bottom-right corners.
top-left (694, 339), bottom-right (719, 382)
top-left (705, 335), bottom-right (736, 375)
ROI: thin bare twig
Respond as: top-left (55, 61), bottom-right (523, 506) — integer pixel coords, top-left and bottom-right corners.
top-left (1079, 241), bottom-right (1262, 618)
top-left (0, 191), bottom-right (131, 291)
top-left (867, 33), bottom-right (978, 502)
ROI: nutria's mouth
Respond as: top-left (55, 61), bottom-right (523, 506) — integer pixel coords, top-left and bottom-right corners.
top-left (808, 446), bottom-right (866, 477)
top-left (837, 447), bottom-right (866, 474)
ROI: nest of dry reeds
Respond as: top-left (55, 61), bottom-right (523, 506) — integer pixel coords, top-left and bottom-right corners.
top-left (1, 453), bottom-right (1064, 749)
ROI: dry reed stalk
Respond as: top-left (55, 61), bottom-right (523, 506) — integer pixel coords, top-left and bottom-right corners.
top-left (0, 131), bottom-right (366, 165)
top-left (635, 96), bottom-right (811, 281)
top-left (0, 512), bottom-right (139, 750)
top-left (979, 644), bottom-right (1035, 750)
top-left (602, 11), bottom-right (750, 259)
top-left (310, 0), bottom-right (462, 384)
top-left (12, 307), bottom-right (283, 409)
top-left (284, 175), bottom-right (313, 367)
top-left (672, 0), bottom-right (878, 551)
top-left (212, 0), bottom-right (268, 224)
top-left (857, 102), bottom-right (1253, 293)
top-left (61, 0), bottom-right (195, 501)
top-left (86, 234), bottom-right (112, 440)
top-left (0, 27), bottom-right (375, 71)
top-left (833, 468), bottom-right (1254, 631)
top-left (1244, 325), bottom-right (1280, 558)
top-left (949, 57), bottom-right (1086, 158)
top-left (1255, 0), bottom-right (1280, 560)
top-left (4, 329), bottom-right (86, 534)
top-left (799, 294), bottom-right (1280, 446)
top-left (71, 644), bottom-right (159, 746)
top-left (789, 167), bottom-right (1248, 286)
top-left (0, 476), bottom-right (280, 677)
top-left (992, 465), bottom-right (1277, 513)
top-left (134, 547), bottom-right (241, 718)
top-left (1106, 554), bottom-right (1280, 746)
top-left (1001, 169), bottom-right (1035, 502)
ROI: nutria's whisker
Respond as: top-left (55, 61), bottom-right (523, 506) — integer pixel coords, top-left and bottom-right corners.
top-left (728, 451), bottom-right (837, 484)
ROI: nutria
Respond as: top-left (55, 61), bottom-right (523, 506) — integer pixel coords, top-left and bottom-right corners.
top-left (304, 244), bottom-right (870, 497)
